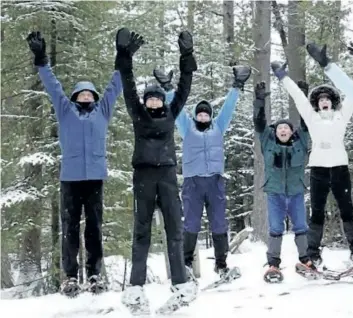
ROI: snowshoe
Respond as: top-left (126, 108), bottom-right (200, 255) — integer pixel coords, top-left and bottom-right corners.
top-left (185, 265), bottom-right (198, 285)
top-left (156, 280), bottom-right (198, 315)
top-left (87, 275), bottom-right (107, 294)
top-left (60, 277), bottom-right (81, 298)
top-left (295, 261), bottom-right (320, 280)
top-left (201, 266), bottom-right (241, 291)
top-left (121, 285), bottom-right (151, 316)
top-left (263, 266), bottom-right (283, 283)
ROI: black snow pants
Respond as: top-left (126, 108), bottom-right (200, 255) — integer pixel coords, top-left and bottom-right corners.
top-left (60, 180), bottom-right (103, 279)
top-left (308, 166), bottom-right (353, 258)
top-left (130, 166), bottom-right (187, 286)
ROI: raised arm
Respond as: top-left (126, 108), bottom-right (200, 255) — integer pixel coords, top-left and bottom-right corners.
top-left (306, 42), bottom-right (353, 119)
top-left (27, 31), bottom-right (70, 121)
top-left (214, 65), bottom-right (251, 134)
top-left (100, 71), bottom-right (123, 121)
top-left (271, 61), bottom-right (315, 127)
top-left (324, 63), bottom-right (353, 118)
top-left (114, 28), bottom-right (144, 119)
top-left (169, 31), bottom-right (197, 118)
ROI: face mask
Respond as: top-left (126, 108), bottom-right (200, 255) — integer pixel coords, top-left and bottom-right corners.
top-left (194, 120), bottom-right (211, 131)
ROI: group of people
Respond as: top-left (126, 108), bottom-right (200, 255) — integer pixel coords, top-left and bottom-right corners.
top-left (26, 27), bottom-right (353, 310)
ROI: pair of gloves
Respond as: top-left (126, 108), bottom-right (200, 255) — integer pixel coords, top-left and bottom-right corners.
top-left (271, 40), bottom-right (353, 81)
top-left (154, 64), bottom-right (252, 92)
top-left (114, 28), bottom-right (197, 74)
top-left (26, 28), bottom-right (197, 74)
top-left (254, 80), bottom-right (308, 103)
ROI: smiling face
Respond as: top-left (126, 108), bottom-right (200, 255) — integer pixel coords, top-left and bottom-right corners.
top-left (318, 96), bottom-right (332, 111)
top-left (276, 123), bottom-right (293, 143)
top-left (196, 112), bottom-right (211, 123)
top-left (145, 97), bottom-right (163, 109)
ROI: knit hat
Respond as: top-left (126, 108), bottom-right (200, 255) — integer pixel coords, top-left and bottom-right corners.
top-left (195, 100), bottom-right (213, 117)
top-left (273, 119), bottom-right (294, 132)
top-left (143, 84), bottom-right (165, 104)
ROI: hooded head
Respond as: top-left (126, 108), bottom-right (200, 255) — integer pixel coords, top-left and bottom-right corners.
top-left (143, 84), bottom-right (166, 109)
top-left (193, 100), bottom-right (213, 131)
top-left (309, 84), bottom-right (341, 112)
top-left (70, 81), bottom-right (99, 103)
top-left (272, 119), bottom-right (294, 144)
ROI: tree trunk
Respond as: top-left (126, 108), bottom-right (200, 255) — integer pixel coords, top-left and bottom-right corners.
top-left (251, 0), bottom-right (271, 243)
top-left (49, 16), bottom-right (61, 293)
top-left (223, 0), bottom-right (235, 65)
top-left (287, 0), bottom-right (306, 127)
top-left (187, 1), bottom-right (195, 31)
top-left (1, 244), bottom-right (13, 288)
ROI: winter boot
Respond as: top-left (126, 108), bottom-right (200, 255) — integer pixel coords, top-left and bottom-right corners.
top-left (212, 232), bottom-right (229, 272)
top-left (87, 275), bottom-right (107, 294)
top-left (263, 265), bottom-right (283, 283)
top-left (307, 223), bottom-right (324, 264)
top-left (60, 277), bottom-right (81, 298)
top-left (121, 285), bottom-right (150, 315)
top-left (157, 280), bottom-right (198, 314)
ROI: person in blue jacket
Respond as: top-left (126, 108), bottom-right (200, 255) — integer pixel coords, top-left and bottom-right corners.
top-left (154, 65), bottom-right (251, 279)
top-left (26, 30), bottom-right (123, 296)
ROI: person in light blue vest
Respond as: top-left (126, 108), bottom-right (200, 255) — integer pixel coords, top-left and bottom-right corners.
top-left (27, 30), bottom-right (124, 296)
top-left (154, 65), bottom-right (251, 278)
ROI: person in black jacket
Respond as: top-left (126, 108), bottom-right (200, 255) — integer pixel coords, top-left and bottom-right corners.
top-left (115, 28), bottom-right (198, 314)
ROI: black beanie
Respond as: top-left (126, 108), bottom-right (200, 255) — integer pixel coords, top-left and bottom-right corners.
top-left (143, 84), bottom-right (166, 104)
top-left (195, 100), bottom-right (212, 117)
top-left (274, 119), bottom-right (293, 132)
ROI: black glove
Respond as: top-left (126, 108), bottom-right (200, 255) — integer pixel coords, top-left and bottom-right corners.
top-left (178, 31), bottom-right (193, 56)
top-left (306, 42), bottom-right (330, 68)
top-left (153, 69), bottom-right (174, 91)
top-left (232, 65), bottom-right (252, 90)
top-left (271, 61), bottom-right (288, 81)
top-left (26, 31), bottom-right (48, 66)
top-left (115, 28), bottom-right (144, 71)
top-left (254, 82), bottom-right (270, 100)
top-left (348, 41), bottom-right (353, 55)
top-left (297, 80), bottom-right (309, 97)
top-left (178, 31), bottom-right (197, 73)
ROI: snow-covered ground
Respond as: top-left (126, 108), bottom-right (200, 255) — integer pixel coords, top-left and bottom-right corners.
top-left (1, 234), bottom-right (352, 318)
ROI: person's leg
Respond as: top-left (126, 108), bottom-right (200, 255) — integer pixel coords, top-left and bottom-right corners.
top-left (331, 166), bottom-right (353, 255)
top-left (266, 193), bottom-right (286, 268)
top-left (130, 168), bottom-right (157, 286)
top-left (181, 177), bottom-right (204, 268)
top-left (83, 180), bottom-right (104, 278)
top-left (287, 193), bottom-right (310, 264)
top-left (204, 175), bottom-right (229, 271)
top-left (307, 167), bottom-right (330, 261)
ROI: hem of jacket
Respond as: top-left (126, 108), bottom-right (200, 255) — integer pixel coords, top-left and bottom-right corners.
top-left (132, 163), bottom-right (176, 169)
top-left (263, 189), bottom-right (305, 196)
top-left (60, 176), bottom-right (107, 181)
top-left (182, 172), bottom-right (223, 178)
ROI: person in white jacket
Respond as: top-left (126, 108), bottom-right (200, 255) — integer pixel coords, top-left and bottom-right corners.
top-left (270, 44), bottom-right (353, 266)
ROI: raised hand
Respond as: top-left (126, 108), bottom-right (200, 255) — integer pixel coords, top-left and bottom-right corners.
top-left (271, 61), bottom-right (288, 81)
top-left (178, 31), bottom-right (193, 56)
top-left (26, 31), bottom-right (48, 66)
top-left (306, 42), bottom-right (330, 67)
top-left (153, 69), bottom-right (174, 91)
top-left (255, 81), bottom-right (270, 100)
top-left (232, 65), bottom-right (252, 91)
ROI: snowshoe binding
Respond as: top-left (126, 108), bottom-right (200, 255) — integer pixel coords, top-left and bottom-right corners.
top-left (156, 280), bottom-right (198, 315)
top-left (264, 266), bottom-right (283, 283)
top-left (87, 275), bottom-right (107, 294)
top-left (121, 285), bottom-right (151, 316)
top-left (60, 277), bottom-right (81, 298)
top-left (295, 261), bottom-right (320, 280)
top-left (201, 266), bottom-right (241, 291)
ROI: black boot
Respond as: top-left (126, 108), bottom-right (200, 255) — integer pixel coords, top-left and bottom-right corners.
top-left (183, 232), bottom-right (198, 268)
top-left (343, 221), bottom-right (353, 253)
top-left (307, 223), bottom-right (324, 265)
top-left (60, 277), bottom-right (80, 298)
top-left (87, 274), bottom-right (107, 294)
top-left (212, 233), bottom-right (229, 272)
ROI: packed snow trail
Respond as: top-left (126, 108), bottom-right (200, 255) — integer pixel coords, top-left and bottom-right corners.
top-left (1, 234), bottom-right (352, 318)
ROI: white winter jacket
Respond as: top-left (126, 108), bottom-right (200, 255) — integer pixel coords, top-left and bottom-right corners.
top-left (281, 63), bottom-right (353, 167)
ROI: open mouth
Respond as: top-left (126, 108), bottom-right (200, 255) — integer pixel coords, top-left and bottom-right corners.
top-left (322, 106), bottom-right (329, 110)
top-left (280, 134), bottom-right (287, 138)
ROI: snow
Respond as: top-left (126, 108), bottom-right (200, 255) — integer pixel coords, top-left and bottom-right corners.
top-left (1, 234), bottom-right (352, 317)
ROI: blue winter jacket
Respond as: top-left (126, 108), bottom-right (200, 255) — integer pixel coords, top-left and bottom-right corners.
top-left (167, 88), bottom-right (239, 177)
top-left (38, 64), bottom-right (122, 181)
